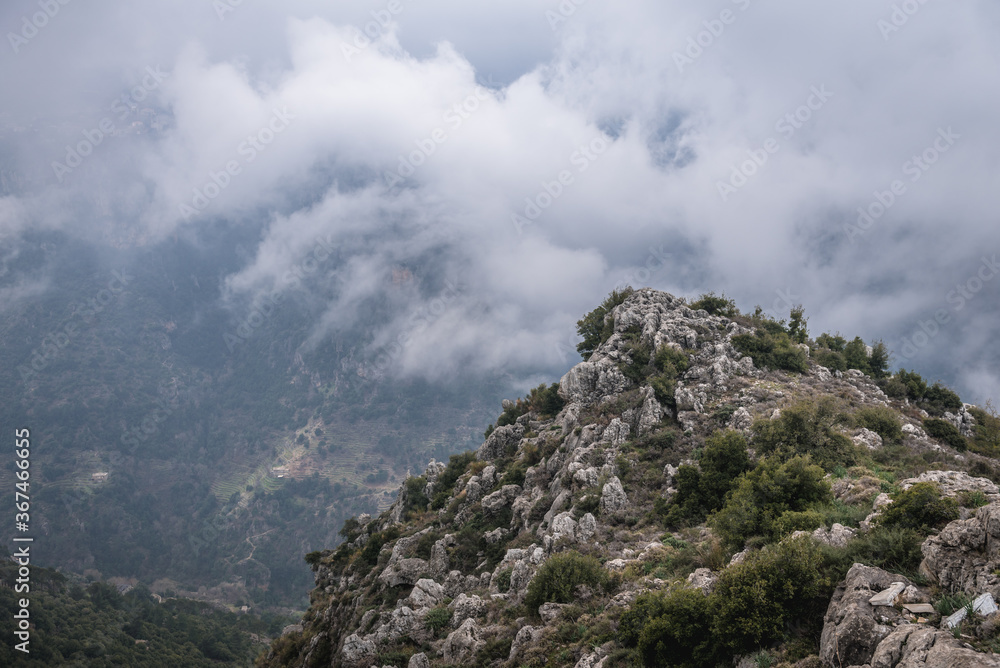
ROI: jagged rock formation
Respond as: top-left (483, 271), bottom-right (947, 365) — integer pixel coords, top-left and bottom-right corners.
top-left (256, 289), bottom-right (1000, 668)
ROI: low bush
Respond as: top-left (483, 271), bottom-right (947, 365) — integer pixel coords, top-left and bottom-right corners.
top-left (430, 452), bottom-right (476, 509)
top-left (576, 287), bottom-right (635, 360)
top-left (524, 552), bottom-right (608, 613)
top-left (624, 538), bottom-right (834, 667)
top-left (876, 482), bottom-right (958, 533)
top-left (969, 406), bottom-right (1000, 457)
top-left (528, 382), bottom-right (566, 417)
top-left (424, 606), bottom-right (452, 637)
top-left (854, 406), bottom-right (903, 444)
top-left (709, 455), bottom-right (831, 551)
top-left (661, 430), bottom-right (751, 526)
top-left (752, 399), bottom-right (857, 470)
top-left (881, 370), bottom-right (962, 416)
top-left (635, 587), bottom-right (716, 668)
top-left (402, 476), bottom-right (429, 517)
top-left (731, 329), bottom-right (808, 374)
top-left (689, 292), bottom-right (739, 318)
top-left (711, 537), bottom-right (831, 655)
top-left (923, 418), bottom-right (968, 451)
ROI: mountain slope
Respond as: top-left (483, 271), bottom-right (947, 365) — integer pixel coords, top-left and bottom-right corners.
top-left (257, 288), bottom-right (1000, 668)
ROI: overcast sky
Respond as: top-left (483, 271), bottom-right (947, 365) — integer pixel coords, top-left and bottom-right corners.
top-left (2, 0), bottom-right (999, 404)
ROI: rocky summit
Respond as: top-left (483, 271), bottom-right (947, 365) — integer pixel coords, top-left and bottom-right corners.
top-left (256, 288), bottom-right (1000, 668)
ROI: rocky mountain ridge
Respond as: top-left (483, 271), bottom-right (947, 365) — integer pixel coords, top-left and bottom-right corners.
top-left (257, 288), bottom-right (1000, 668)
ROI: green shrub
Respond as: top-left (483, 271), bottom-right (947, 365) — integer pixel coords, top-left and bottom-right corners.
top-left (524, 552), bottom-right (608, 613)
top-left (843, 337), bottom-right (871, 375)
top-left (923, 418), bottom-right (968, 451)
top-left (732, 330), bottom-right (808, 373)
top-left (923, 383), bottom-right (963, 416)
top-left (528, 383), bottom-right (566, 417)
top-left (619, 338), bottom-right (654, 384)
top-left (969, 406), bottom-right (1000, 457)
top-left (815, 332), bottom-right (847, 351)
top-left (876, 482), bottom-right (958, 533)
top-left (709, 455), bottom-right (831, 551)
top-left (495, 568), bottom-right (512, 593)
top-left (711, 537), bottom-right (830, 654)
top-left (855, 406), bottom-right (903, 444)
top-left (357, 526), bottom-right (401, 568)
top-left (403, 476), bottom-right (429, 517)
top-left (576, 288), bottom-right (635, 360)
top-left (772, 509), bottom-right (824, 537)
top-left (814, 348), bottom-right (846, 372)
top-left (881, 370), bottom-right (962, 416)
top-left (425, 606), bottom-right (452, 637)
top-left (431, 452), bottom-right (476, 509)
top-left (751, 399), bottom-right (856, 470)
top-left (663, 430), bottom-right (751, 525)
top-left (689, 291), bottom-right (739, 318)
top-left (839, 526), bottom-right (924, 575)
top-left (635, 587), bottom-right (717, 668)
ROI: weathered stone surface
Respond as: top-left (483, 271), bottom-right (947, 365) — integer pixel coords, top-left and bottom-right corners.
top-left (600, 476), bottom-right (629, 516)
top-left (812, 523), bottom-right (857, 548)
top-left (340, 633), bottom-right (375, 666)
top-left (509, 625), bottom-right (542, 661)
top-left (478, 424), bottom-right (525, 461)
top-left (901, 470), bottom-right (1000, 500)
top-left (728, 406), bottom-right (753, 431)
top-left (407, 578), bottom-right (445, 609)
top-left (920, 502), bottom-right (1000, 597)
top-left (868, 624), bottom-right (1000, 668)
top-left (370, 606), bottom-right (419, 645)
top-left (408, 653), bottom-right (430, 668)
top-left (559, 359), bottom-right (630, 406)
top-left (482, 485), bottom-right (522, 516)
top-left (820, 564), bottom-right (910, 667)
top-left (832, 476), bottom-right (882, 506)
top-left (379, 558), bottom-right (428, 587)
top-left (868, 581), bottom-right (906, 607)
top-left (450, 593), bottom-right (486, 626)
top-left (603, 418), bottom-right (630, 446)
top-left (577, 513), bottom-right (597, 542)
top-left (686, 568), bottom-right (717, 594)
top-left (574, 651), bottom-right (608, 668)
top-left (551, 512), bottom-right (577, 543)
top-left (902, 422), bottom-right (927, 439)
top-left (853, 427), bottom-right (884, 450)
top-left (442, 618), bottom-right (485, 663)
top-left (539, 602), bottom-right (568, 623)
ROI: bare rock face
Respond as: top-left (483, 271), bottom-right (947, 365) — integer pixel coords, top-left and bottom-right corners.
top-left (853, 428), bottom-right (884, 450)
top-left (407, 653), bottom-right (431, 668)
top-left (509, 625), bottom-right (542, 662)
top-left (478, 424), bottom-right (525, 461)
top-left (407, 578), bottom-right (445, 609)
top-left (559, 359), bottom-right (630, 406)
top-left (340, 633), bottom-right (375, 667)
top-left (901, 470), bottom-right (1000, 501)
top-left (728, 406), bottom-right (753, 432)
top-left (868, 624), bottom-right (1000, 668)
top-left (920, 502), bottom-right (1000, 597)
top-left (686, 568), bottom-right (717, 594)
top-left (944, 405), bottom-right (978, 438)
top-left (441, 618), bottom-right (484, 664)
top-left (819, 564), bottom-right (911, 667)
top-left (449, 593), bottom-right (486, 626)
top-left (600, 476), bottom-right (629, 516)
top-left (811, 523), bottom-right (857, 549)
